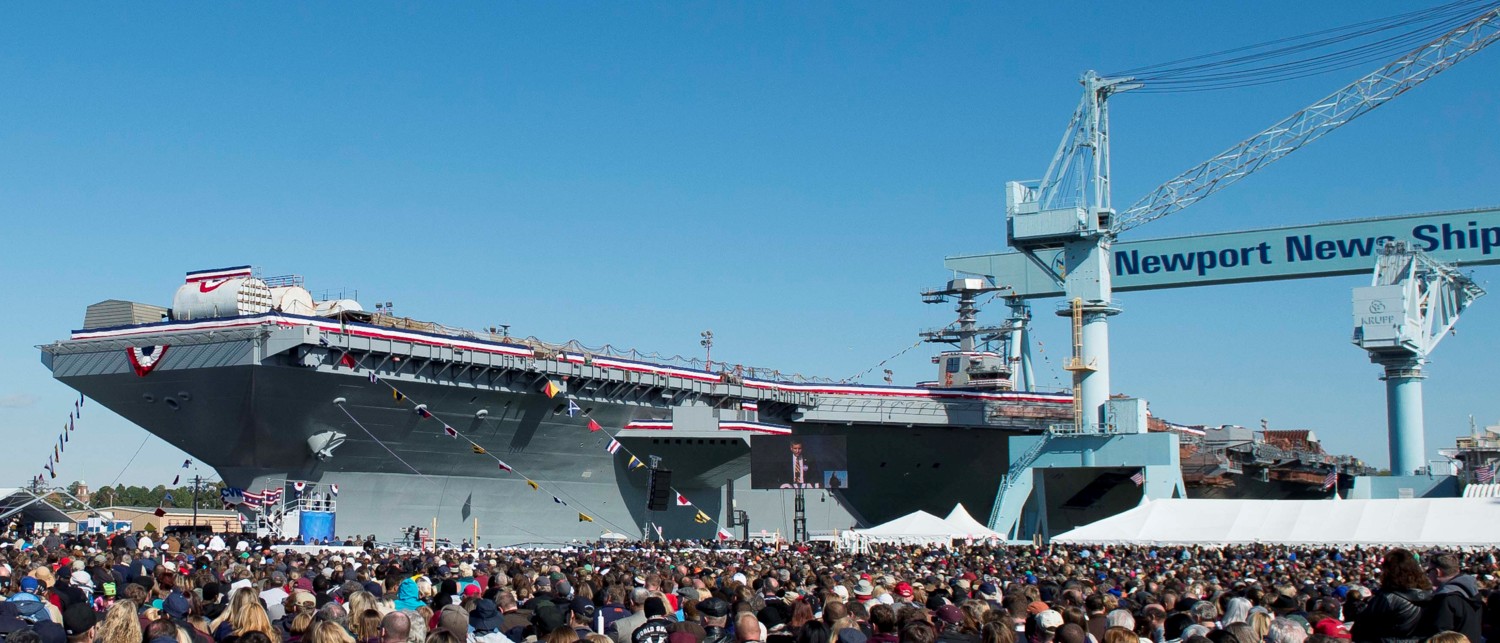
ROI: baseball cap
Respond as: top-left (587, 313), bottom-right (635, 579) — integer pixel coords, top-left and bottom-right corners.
top-left (895, 582), bottom-right (913, 598)
top-left (62, 603), bottom-right (96, 636)
top-left (1036, 610), bottom-right (1063, 630)
top-left (1312, 618), bottom-right (1352, 639)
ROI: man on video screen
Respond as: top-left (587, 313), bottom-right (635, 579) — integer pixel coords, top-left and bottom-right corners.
top-left (782, 440), bottom-right (819, 489)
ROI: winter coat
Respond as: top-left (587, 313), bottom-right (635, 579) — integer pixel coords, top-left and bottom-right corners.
top-left (1421, 574), bottom-right (1482, 643)
top-left (1351, 587), bottom-right (1431, 643)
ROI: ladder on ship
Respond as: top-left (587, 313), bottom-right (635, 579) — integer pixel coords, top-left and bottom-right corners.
top-left (987, 431), bottom-right (1053, 534)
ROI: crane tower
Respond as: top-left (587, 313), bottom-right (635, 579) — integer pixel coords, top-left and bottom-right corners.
top-left (1354, 241), bottom-right (1485, 475)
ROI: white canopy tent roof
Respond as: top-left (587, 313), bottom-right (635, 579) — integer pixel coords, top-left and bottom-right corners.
top-left (944, 504), bottom-right (1005, 539)
top-left (1053, 498), bottom-right (1500, 547)
top-left (843, 505), bottom-right (1006, 548)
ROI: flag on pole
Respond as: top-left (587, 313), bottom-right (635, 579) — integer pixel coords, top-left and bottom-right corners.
top-left (676, 493), bottom-right (691, 507)
top-left (578, 513), bottom-right (594, 523)
top-left (443, 425), bottom-right (458, 438)
top-left (415, 405), bottom-right (432, 419)
top-left (606, 439), bottom-right (621, 454)
top-left (1478, 463), bottom-right (1496, 483)
top-left (497, 460), bottom-right (513, 472)
top-left (541, 379), bottom-right (561, 398)
top-left (1322, 471), bottom-right (1338, 490)
top-left (566, 400), bottom-right (581, 417)
top-left (1131, 470), bottom-right (1145, 486)
top-left (694, 510), bottom-right (710, 524)
top-left (472, 445), bottom-right (487, 455)
top-left (527, 480), bottom-right (539, 491)
top-left (587, 419), bottom-right (602, 432)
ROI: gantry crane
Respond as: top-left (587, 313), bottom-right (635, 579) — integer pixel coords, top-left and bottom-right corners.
top-left (1354, 242), bottom-right (1485, 474)
top-left (1004, 5), bottom-right (1500, 434)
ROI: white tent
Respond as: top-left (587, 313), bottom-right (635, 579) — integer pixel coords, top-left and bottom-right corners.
top-left (944, 504), bottom-right (1005, 539)
top-left (1052, 497), bottom-right (1500, 547)
top-left (846, 510), bottom-right (964, 547)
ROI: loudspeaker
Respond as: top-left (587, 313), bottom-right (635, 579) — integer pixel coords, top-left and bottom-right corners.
top-left (646, 468), bottom-right (672, 511)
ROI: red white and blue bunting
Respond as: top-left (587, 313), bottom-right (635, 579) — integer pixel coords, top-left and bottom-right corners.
top-left (126, 345), bottom-right (169, 377)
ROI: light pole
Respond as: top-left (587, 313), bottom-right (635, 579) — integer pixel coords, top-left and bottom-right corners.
top-left (700, 330), bottom-right (714, 370)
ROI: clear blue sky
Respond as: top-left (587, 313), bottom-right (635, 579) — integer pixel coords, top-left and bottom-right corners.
top-left (2, 2), bottom-right (1498, 488)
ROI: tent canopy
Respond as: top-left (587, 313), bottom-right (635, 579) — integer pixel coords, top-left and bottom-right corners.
top-left (846, 505), bottom-right (1005, 547)
top-left (0, 488), bottom-right (78, 525)
top-left (944, 504), bottom-right (1004, 539)
top-left (1053, 498), bottom-right (1500, 547)
top-left (857, 510), bottom-right (957, 538)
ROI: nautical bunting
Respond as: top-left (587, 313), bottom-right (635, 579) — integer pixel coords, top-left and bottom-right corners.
top-left (415, 405), bottom-right (432, 419)
top-left (566, 400), bottom-right (580, 417)
top-left (443, 425), bottom-right (458, 438)
top-left (694, 510), bottom-right (710, 524)
top-left (172, 475), bottom-right (180, 486)
top-left (676, 493), bottom-right (691, 507)
top-left (330, 484), bottom-right (339, 496)
top-left (369, 372), bottom-right (378, 384)
top-left (553, 496), bottom-right (567, 506)
top-left (339, 353), bottom-right (356, 368)
top-left (578, 513), bottom-right (593, 523)
top-left (526, 480), bottom-right (539, 491)
top-left (392, 389), bottom-right (405, 403)
top-left (472, 445), bottom-right (487, 455)
top-left (497, 460), bottom-right (513, 472)
top-left (606, 439), bottom-right (621, 454)
top-left (182, 459), bottom-right (192, 468)
top-left (541, 379), bottom-right (561, 398)
top-left (628, 456), bottom-right (645, 470)
top-left (126, 345), bottom-right (170, 377)
top-left (587, 419), bottom-right (602, 432)
top-left (717, 529), bottom-right (733, 540)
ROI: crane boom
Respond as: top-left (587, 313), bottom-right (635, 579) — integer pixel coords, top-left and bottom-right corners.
top-left (1111, 5), bottom-right (1500, 234)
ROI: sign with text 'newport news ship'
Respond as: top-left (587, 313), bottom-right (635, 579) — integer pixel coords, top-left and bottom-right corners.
top-left (944, 209), bottom-right (1500, 299)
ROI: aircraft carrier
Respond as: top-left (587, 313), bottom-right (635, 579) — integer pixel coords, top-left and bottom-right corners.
top-left (39, 265), bottom-right (1359, 544)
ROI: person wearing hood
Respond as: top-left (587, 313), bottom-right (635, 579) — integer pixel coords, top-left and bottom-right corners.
top-left (394, 577), bottom-right (424, 612)
top-left (1421, 553), bottom-right (1481, 642)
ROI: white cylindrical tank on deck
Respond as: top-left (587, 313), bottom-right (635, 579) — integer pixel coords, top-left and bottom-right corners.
top-left (271, 286), bottom-right (317, 316)
top-left (172, 278), bottom-right (274, 320)
top-left (314, 299), bottom-right (364, 317)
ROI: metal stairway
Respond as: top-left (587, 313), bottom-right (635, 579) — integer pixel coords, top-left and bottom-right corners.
top-left (987, 431), bottom-right (1053, 529)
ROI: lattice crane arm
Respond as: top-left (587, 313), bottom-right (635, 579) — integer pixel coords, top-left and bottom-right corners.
top-left (1111, 5), bottom-right (1500, 235)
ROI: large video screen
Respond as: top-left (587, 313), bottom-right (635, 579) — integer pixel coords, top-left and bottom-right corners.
top-left (750, 435), bottom-right (849, 490)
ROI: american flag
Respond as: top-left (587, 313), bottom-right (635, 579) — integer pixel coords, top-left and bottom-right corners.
top-left (1477, 463), bottom-right (1495, 483)
top-left (1130, 470), bottom-right (1145, 486)
top-left (1322, 470), bottom-right (1338, 490)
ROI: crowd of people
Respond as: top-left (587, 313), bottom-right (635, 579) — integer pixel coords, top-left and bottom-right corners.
top-left (0, 528), bottom-right (1496, 643)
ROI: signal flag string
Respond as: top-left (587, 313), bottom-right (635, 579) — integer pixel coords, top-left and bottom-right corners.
top-left (322, 333), bottom-right (737, 540)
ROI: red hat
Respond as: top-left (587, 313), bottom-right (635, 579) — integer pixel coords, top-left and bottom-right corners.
top-left (1313, 619), bottom-right (1351, 640)
top-left (895, 582), bottom-right (913, 598)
